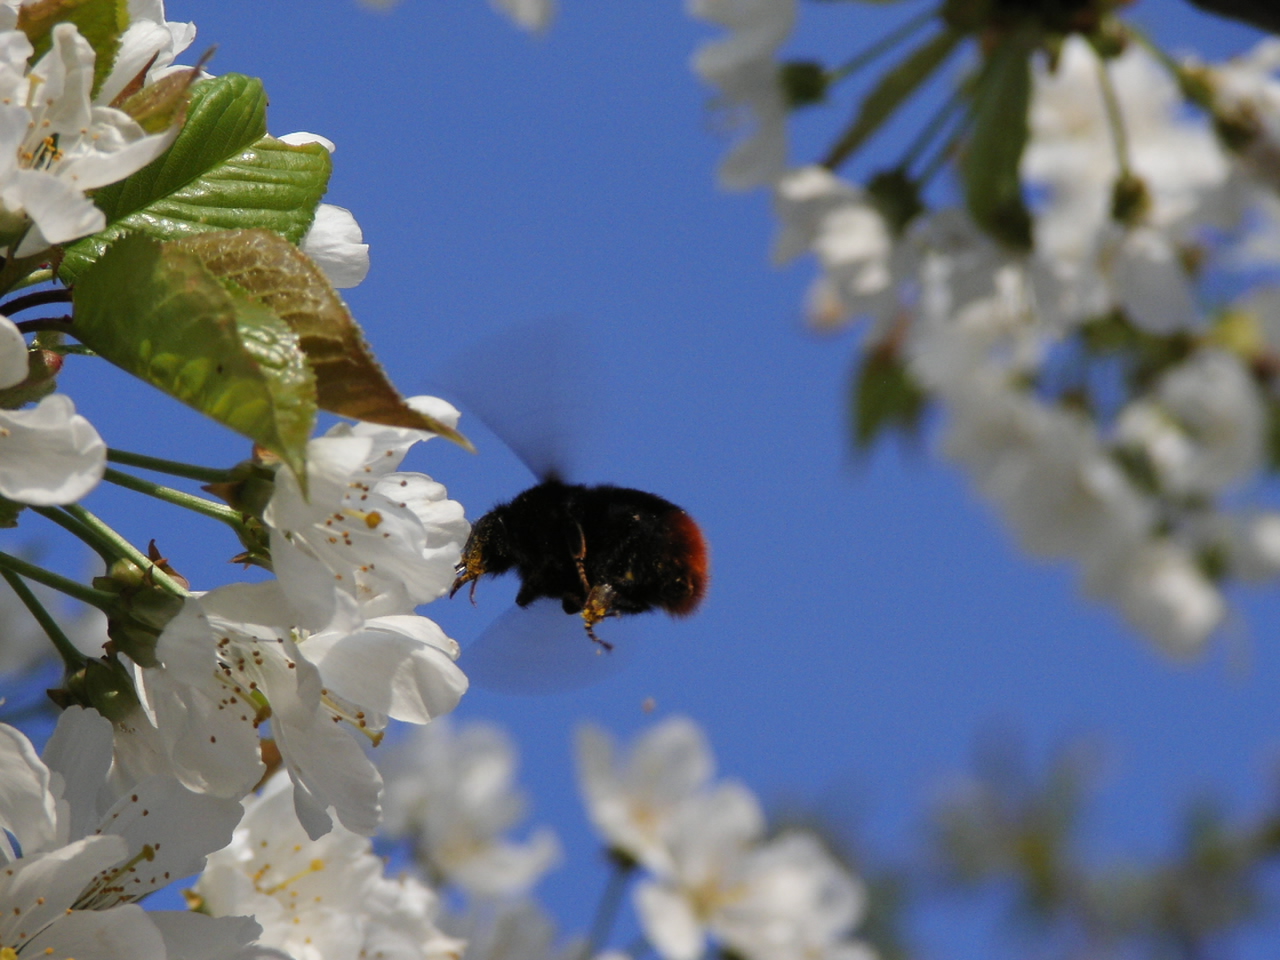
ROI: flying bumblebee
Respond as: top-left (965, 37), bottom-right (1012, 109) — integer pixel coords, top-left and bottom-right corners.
top-left (442, 325), bottom-right (708, 650)
top-left (450, 476), bottom-right (708, 649)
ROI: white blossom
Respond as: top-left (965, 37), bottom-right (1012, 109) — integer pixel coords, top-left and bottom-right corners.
top-left (1194, 38), bottom-right (1280, 190)
top-left (382, 719), bottom-right (560, 898)
top-left (0, 315), bottom-right (104, 505)
top-left (0, 25), bottom-right (181, 257)
top-left (302, 204), bottom-right (370, 288)
top-left (1024, 36), bottom-right (1227, 265)
top-left (1086, 538), bottom-right (1225, 657)
top-left (0, 710), bottom-right (254, 960)
top-left (772, 166), bottom-right (906, 334)
top-left (129, 578), bottom-right (467, 839)
top-left (274, 134), bottom-right (371, 290)
top-left (576, 716), bottom-right (715, 875)
top-left (633, 787), bottom-right (870, 960)
top-left (263, 396), bottom-right (469, 625)
top-left (95, 0), bottom-right (197, 107)
top-left (195, 774), bottom-right (465, 960)
top-left (688, 0), bottom-right (795, 189)
top-left (490, 0), bottom-right (556, 32)
top-left (444, 900), bottom-right (580, 960)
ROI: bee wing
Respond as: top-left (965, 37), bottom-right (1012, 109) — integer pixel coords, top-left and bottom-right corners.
top-left (427, 321), bottom-right (595, 482)
top-left (460, 599), bottom-right (638, 695)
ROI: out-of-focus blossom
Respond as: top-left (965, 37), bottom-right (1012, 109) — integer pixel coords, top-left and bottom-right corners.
top-left (633, 787), bottom-right (870, 960)
top-left (491, 0), bottom-right (556, 32)
top-left (1024, 36), bottom-right (1227, 266)
top-left (444, 900), bottom-right (580, 960)
top-left (578, 717), bottom-right (874, 960)
top-left (772, 167), bottom-right (907, 334)
top-left (382, 719), bottom-right (560, 898)
top-left (576, 716), bottom-right (715, 875)
top-left (1194, 38), bottom-right (1280, 189)
top-left (689, 0), bottom-right (795, 189)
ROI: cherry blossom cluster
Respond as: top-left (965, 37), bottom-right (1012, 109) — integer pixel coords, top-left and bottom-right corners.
top-left (577, 716), bottom-right (875, 960)
top-left (690, 0), bottom-right (1280, 656)
top-left (119, 402), bottom-right (471, 839)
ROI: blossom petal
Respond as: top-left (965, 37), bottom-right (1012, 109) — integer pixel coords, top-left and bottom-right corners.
top-left (0, 721), bottom-right (59, 862)
top-left (301, 203), bottom-right (369, 289)
top-left (41, 706), bottom-right (113, 843)
top-left (0, 392), bottom-right (105, 505)
top-left (25, 903), bottom-right (166, 960)
top-left (635, 881), bottom-right (705, 960)
top-left (0, 312), bottom-right (27, 388)
top-left (305, 614), bottom-right (468, 724)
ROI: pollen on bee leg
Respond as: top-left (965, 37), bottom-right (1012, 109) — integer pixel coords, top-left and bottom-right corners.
top-left (581, 583), bottom-right (617, 652)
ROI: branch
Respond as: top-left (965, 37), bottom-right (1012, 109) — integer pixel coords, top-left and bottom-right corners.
top-left (1187, 0), bottom-right (1280, 34)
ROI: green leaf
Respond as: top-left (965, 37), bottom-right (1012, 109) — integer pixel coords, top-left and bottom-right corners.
top-left (178, 229), bottom-right (474, 450)
top-left (18, 0), bottom-right (127, 96)
top-left (71, 234), bottom-right (316, 478)
top-left (851, 344), bottom-right (927, 450)
top-left (59, 74), bottom-right (333, 281)
top-left (822, 27), bottom-right (963, 169)
top-left (962, 31), bottom-right (1035, 251)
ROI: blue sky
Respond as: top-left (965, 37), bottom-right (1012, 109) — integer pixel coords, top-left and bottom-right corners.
top-left (12, 0), bottom-right (1280, 956)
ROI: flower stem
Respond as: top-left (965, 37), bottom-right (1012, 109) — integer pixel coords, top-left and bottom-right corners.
top-left (899, 81), bottom-right (966, 175)
top-left (828, 5), bottom-right (939, 84)
top-left (30, 504), bottom-right (118, 564)
top-left (102, 467), bottom-right (245, 527)
top-left (106, 448), bottom-right (235, 484)
top-left (15, 316), bottom-right (72, 335)
top-left (1095, 57), bottom-right (1132, 177)
top-left (581, 853), bottom-right (636, 960)
top-left (0, 551), bottom-right (116, 610)
top-left (61, 504), bottom-right (190, 597)
top-left (0, 568), bottom-right (84, 670)
top-left (2, 287), bottom-right (72, 316)
top-left (916, 124), bottom-right (962, 189)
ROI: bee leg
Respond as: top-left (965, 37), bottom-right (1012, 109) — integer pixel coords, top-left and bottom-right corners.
top-left (449, 564), bottom-right (480, 603)
top-left (583, 620), bottom-right (614, 653)
top-left (571, 521), bottom-right (593, 597)
top-left (581, 582), bottom-right (617, 652)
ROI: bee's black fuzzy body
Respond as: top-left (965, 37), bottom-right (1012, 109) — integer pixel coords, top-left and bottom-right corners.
top-left (451, 478), bottom-right (708, 647)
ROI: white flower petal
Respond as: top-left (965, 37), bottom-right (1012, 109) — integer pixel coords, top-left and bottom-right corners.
top-left (635, 881), bottom-right (705, 960)
top-left (0, 722), bottom-right (59, 862)
top-left (300, 204), bottom-right (369, 289)
top-left (306, 614), bottom-right (467, 724)
top-left (145, 912), bottom-right (271, 960)
top-left (41, 706), bottom-right (113, 843)
top-left (0, 394), bottom-right (104, 505)
top-left (25, 902), bottom-right (166, 960)
top-left (0, 312), bottom-right (27, 387)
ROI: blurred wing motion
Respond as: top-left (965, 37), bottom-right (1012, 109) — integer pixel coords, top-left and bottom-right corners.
top-left (426, 321), bottom-right (595, 481)
top-left (460, 599), bottom-right (639, 695)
